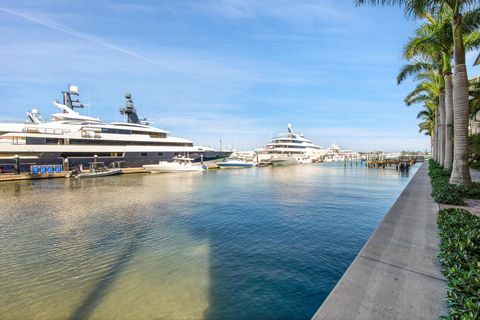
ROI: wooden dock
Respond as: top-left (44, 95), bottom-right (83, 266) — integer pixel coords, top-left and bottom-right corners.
top-left (366, 155), bottom-right (425, 169)
top-left (0, 172), bottom-right (68, 182)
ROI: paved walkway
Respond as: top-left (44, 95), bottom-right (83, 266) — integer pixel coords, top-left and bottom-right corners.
top-left (470, 167), bottom-right (480, 182)
top-left (312, 163), bottom-right (447, 319)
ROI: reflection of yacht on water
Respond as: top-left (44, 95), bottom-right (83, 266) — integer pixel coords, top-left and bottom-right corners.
top-left (256, 124), bottom-right (326, 165)
top-left (0, 85), bottom-right (229, 171)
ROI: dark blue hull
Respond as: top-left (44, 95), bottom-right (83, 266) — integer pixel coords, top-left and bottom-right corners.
top-left (0, 151), bottom-right (231, 174)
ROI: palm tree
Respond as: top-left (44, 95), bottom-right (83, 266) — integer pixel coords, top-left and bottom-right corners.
top-left (418, 103), bottom-right (436, 138)
top-left (355, 0), bottom-right (480, 185)
top-left (397, 8), bottom-right (480, 170)
top-left (398, 56), bottom-right (443, 162)
top-left (401, 68), bottom-right (442, 156)
top-left (449, 6), bottom-right (480, 185)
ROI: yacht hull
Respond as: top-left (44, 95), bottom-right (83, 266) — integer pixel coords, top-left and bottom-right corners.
top-left (0, 150), bottom-right (230, 173)
top-left (143, 165), bottom-right (204, 173)
top-left (269, 159), bottom-right (298, 166)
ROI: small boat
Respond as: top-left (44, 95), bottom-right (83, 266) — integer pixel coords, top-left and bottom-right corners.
top-left (297, 157), bottom-right (313, 164)
top-left (73, 162), bottom-right (122, 179)
top-left (217, 158), bottom-right (256, 169)
top-left (143, 156), bottom-right (205, 173)
top-left (269, 154), bottom-right (298, 166)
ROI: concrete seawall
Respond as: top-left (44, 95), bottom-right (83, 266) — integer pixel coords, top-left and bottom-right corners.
top-left (312, 163), bottom-right (447, 319)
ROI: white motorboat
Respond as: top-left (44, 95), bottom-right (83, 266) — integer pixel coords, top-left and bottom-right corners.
top-left (217, 158), bottom-right (256, 169)
top-left (268, 154), bottom-right (298, 166)
top-left (143, 156), bottom-right (205, 173)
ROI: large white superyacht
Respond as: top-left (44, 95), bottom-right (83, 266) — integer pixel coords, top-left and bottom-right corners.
top-left (256, 124), bottom-right (326, 165)
top-left (0, 86), bottom-right (229, 172)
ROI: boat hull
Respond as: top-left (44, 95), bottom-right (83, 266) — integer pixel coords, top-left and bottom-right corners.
top-left (269, 159), bottom-right (298, 166)
top-left (74, 168), bottom-right (122, 179)
top-left (143, 165), bottom-right (204, 173)
top-left (217, 162), bottom-right (255, 169)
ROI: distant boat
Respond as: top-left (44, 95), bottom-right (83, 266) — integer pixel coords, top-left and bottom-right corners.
top-left (323, 143), bottom-right (360, 162)
top-left (143, 156), bottom-right (205, 173)
top-left (217, 158), bottom-right (256, 169)
top-left (256, 124), bottom-right (325, 165)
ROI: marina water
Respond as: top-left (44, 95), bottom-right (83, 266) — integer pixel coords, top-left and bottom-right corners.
top-left (0, 162), bottom-right (418, 319)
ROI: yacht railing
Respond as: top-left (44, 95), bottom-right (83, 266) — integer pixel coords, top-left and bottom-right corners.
top-left (23, 127), bottom-right (70, 135)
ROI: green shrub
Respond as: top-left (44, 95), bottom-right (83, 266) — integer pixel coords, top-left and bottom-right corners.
top-left (437, 208), bottom-right (480, 319)
top-left (469, 133), bottom-right (480, 170)
top-left (428, 159), bottom-right (480, 202)
top-left (428, 160), bottom-right (464, 205)
top-left (461, 182), bottom-right (480, 199)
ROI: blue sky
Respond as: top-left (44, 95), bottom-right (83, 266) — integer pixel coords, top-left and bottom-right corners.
top-left (0, 0), bottom-right (479, 151)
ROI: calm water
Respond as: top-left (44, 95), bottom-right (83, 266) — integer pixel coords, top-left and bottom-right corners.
top-left (0, 162), bottom-right (418, 320)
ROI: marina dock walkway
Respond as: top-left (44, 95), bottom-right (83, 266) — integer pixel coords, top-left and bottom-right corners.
top-left (312, 163), bottom-right (447, 319)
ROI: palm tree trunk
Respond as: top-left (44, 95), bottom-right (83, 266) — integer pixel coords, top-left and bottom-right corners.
top-left (444, 72), bottom-right (454, 171)
top-left (434, 107), bottom-right (439, 162)
top-left (439, 90), bottom-right (446, 166)
top-left (450, 14), bottom-right (471, 186)
top-left (430, 136), bottom-right (435, 159)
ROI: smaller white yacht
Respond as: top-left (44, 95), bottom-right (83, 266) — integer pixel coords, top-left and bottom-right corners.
top-left (268, 154), bottom-right (298, 166)
top-left (217, 158), bottom-right (256, 169)
top-left (143, 156), bottom-right (205, 173)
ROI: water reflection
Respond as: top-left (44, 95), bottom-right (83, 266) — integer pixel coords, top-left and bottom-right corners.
top-left (70, 222), bottom-right (148, 320)
top-left (0, 163), bottom-right (418, 319)
top-left (0, 172), bottom-right (211, 319)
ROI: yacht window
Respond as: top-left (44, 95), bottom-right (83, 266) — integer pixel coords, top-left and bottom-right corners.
top-left (101, 128), bottom-right (132, 135)
top-left (149, 132), bottom-right (167, 138)
top-left (141, 152), bottom-right (148, 157)
top-left (68, 139), bottom-right (193, 147)
top-left (157, 152), bottom-right (163, 156)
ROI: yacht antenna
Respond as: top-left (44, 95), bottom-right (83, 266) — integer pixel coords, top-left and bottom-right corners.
top-left (120, 93), bottom-right (140, 124)
top-left (26, 108), bottom-right (42, 124)
top-left (62, 84), bottom-right (85, 112)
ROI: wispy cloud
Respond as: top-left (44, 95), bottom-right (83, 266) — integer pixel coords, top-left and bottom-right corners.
top-left (0, 1), bottom-right (430, 151)
top-left (192, 0), bottom-right (367, 26)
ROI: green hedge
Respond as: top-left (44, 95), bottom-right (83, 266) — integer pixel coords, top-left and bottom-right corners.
top-left (428, 160), bottom-right (480, 204)
top-left (437, 208), bottom-right (480, 319)
top-left (461, 182), bottom-right (480, 199)
top-left (428, 160), bottom-right (464, 205)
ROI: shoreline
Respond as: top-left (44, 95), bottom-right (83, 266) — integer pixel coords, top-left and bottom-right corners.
top-left (312, 162), bottom-right (447, 319)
